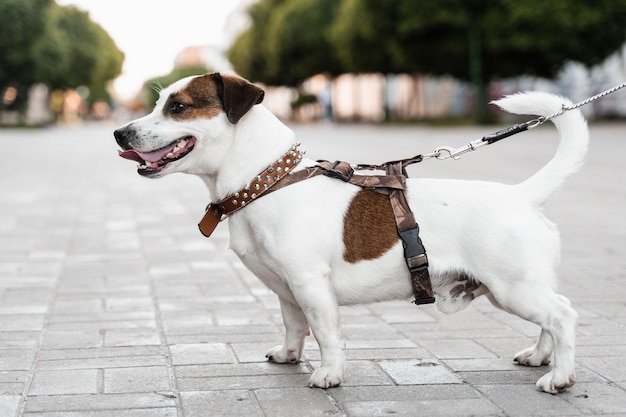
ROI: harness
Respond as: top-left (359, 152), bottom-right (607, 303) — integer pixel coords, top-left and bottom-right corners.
top-left (198, 144), bottom-right (435, 305)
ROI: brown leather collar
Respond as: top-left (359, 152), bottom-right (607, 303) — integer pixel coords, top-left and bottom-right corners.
top-left (198, 144), bottom-right (304, 237)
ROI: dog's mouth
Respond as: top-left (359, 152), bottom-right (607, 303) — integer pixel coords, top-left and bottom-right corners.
top-left (118, 136), bottom-right (196, 175)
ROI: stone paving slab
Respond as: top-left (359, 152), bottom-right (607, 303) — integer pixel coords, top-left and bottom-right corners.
top-left (0, 121), bottom-right (625, 416)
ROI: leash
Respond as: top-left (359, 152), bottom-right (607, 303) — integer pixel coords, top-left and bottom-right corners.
top-left (354, 81), bottom-right (626, 169)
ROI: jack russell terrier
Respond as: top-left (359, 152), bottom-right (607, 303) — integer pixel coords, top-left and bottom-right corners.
top-left (114, 72), bottom-right (588, 394)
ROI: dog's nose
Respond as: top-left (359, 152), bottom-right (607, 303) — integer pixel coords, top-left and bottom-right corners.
top-left (114, 125), bottom-right (133, 148)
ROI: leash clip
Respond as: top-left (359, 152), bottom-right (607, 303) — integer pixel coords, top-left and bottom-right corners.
top-left (435, 138), bottom-right (487, 160)
top-left (434, 122), bottom-right (530, 160)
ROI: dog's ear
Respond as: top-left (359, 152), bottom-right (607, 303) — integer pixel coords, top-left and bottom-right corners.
top-left (211, 73), bottom-right (265, 124)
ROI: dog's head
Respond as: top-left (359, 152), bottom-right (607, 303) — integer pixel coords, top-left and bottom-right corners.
top-left (114, 72), bottom-right (265, 178)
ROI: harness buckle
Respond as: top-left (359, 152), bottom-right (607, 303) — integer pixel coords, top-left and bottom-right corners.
top-left (398, 227), bottom-right (435, 305)
top-left (325, 160), bottom-right (354, 182)
top-left (406, 254), bottom-right (429, 272)
top-left (398, 227), bottom-right (429, 271)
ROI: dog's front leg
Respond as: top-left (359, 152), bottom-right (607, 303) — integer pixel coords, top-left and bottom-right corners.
top-left (266, 297), bottom-right (310, 364)
top-left (289, 278), bottom-right (345, 389)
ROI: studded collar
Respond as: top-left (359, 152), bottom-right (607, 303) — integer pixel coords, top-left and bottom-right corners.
top-left (198, 143), bottom-right (304, 237)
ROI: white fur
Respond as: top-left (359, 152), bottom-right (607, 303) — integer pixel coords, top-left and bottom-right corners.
top-left (116, 77), bottom-right (588, 393)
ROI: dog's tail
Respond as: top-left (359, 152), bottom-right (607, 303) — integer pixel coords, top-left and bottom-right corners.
top-left (492, 92), bottom-right (589, 207)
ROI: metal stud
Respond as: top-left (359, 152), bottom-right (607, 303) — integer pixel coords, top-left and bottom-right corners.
top-left (276, 167), bottom-right (282, 173)
top-left (232, 199), bottom-right (238, 205)
top-left (243, 192), bottom-right (248, 198)
top-left (251, 193), bottom-right (257, 199)
top-left (254, 183), bottom-right (260, 190)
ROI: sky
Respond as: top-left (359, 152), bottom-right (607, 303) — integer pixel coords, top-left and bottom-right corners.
top-left (57, 0), bottom-right (246, 100)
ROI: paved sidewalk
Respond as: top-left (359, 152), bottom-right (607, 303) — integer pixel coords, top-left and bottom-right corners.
top-left (1, 120), bottom-right (625, 416)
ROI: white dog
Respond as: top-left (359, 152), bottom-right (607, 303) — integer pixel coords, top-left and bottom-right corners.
top-left (114, 73), bottom-right (588, 394)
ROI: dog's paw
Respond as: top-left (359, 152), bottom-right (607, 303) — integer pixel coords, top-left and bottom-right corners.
top-left (536, 370), bottom-right (576, 394)
top-left (308, 367), bottom-right (343, 389)
top-left (265, 345), bottom-right (300, 364)
top-left (514, 346), bottom-right (551, 367)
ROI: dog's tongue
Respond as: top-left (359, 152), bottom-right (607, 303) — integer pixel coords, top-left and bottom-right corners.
top-left (118, 142), bottom-right (177, 163)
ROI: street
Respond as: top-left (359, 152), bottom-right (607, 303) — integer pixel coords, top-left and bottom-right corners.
top-left (1, 119), bottom-right (625, 416)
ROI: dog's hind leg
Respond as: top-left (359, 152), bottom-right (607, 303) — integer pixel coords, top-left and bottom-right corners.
top-left (489, 283), bottom-right (578, 394)
top-left (514, 328), bottom-right (553, 366)
top-left (488, 292), bottom-right (553, 367)
top-left (266, 297), bottom-right (310, 364)
top-left (535, 293), bottom-right (578, 394)
top-left (513, 294), bottom-right (572, 367)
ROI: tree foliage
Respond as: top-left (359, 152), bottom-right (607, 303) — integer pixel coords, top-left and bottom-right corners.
top-left (0, 0), bottom-right (52, 95)
top-left (0, 0), bottom-right (123, 106)
top-left (329, 0), bottom-right (401, 74)
top-left (234, 0), bottom-right (626, 83)
top-left (370, 0), bottom-right (626, 82)
top-left (229, 0), bottom-right (342, 86)
top-left (229, 0), bottom-right (626, 121)
top-left (228, 0), bottom-right (286, 85)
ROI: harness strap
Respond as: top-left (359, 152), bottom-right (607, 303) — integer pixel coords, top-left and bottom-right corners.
top-left (273, 160), bottom-right (407, 192)
top-left (268, 160), bottom-right (435, 305)
top-left (384, 162), bottom-right (435, 305)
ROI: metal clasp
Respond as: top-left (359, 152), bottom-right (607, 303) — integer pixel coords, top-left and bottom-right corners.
top-left (525, 117), bottom-right (546, 129)
top-left (434, 138), bottom-right (488, 160)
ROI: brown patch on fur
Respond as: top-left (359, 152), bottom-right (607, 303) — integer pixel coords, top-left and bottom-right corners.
top-left (343, 190), bottom-right (399, 263)
top-left (163, 74), bottom-right (223, 120)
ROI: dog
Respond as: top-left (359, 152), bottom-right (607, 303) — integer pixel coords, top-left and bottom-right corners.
top-left (114, 72), bottom-right (588, 394)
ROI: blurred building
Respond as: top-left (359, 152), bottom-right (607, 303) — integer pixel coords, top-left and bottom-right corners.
top-left (173, 0), bottom-right (255, 74)
top-left (171, 5), bottom-right (625, 124)
top-left (288, 42), bottom-right (626, 123)
top-left (175, 45), bottom-right (233, 74)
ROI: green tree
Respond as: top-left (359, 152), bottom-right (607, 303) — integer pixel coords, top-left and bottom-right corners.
top-left (330, 0), bottom-right (400, 74)
top-left (0, 1), bottom-right (123, 113)
top-left (229, 0), bottom-right (342, 86)
top-left (331, 0), bottom-right (626, 123)
top-left (87, 21), bottom-right (125, 102)
top-left (231, 0), bottom-right (626, 123)
top-left (31, 4), bottom-right (72, 91)
top-left (48, 5), bottom-right (123, 103)
top-left (228, 0), bottom-right (287, 85)
top-left (0, 0), bottom-right (52, 110)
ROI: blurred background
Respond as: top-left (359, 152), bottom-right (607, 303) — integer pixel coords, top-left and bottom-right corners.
top-left (1, 0), bottom-right (625, 127)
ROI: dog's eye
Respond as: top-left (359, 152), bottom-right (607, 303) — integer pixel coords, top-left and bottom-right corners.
top-left (169, 101), bottom-right (187, 114)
